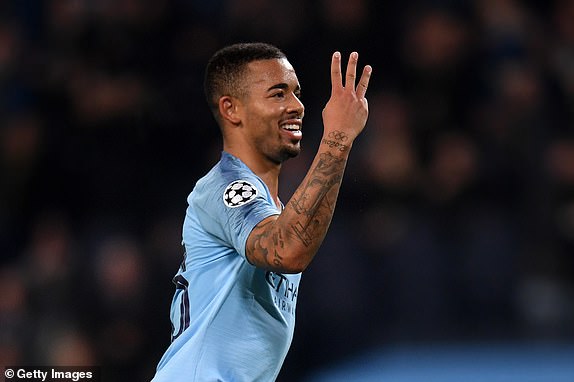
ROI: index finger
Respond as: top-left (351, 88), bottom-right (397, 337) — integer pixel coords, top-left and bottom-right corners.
top-left (330, 51), bottom-right (342, 92)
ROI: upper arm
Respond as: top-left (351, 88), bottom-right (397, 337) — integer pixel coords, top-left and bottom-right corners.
top-left (245, 215), bottom-right (281, 270)
top-left (245, 214), bottom-right (305, 274)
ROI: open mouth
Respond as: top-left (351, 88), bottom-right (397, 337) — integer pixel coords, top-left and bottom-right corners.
top-left (282, 124), bottom-right (301, 132)
top-left (280, 121), bottom-right (302, 138)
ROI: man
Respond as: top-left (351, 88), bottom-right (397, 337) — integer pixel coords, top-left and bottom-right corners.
top-left (151, 42), bottom-right (372, 381)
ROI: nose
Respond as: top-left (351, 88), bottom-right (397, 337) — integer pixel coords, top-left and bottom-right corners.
top-left (288, 93), bottom-right (305, 116)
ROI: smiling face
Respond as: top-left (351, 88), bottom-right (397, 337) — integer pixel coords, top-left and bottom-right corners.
top-left (237, 58), bottom-right (305, 164)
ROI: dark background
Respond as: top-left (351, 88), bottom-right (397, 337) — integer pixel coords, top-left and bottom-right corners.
top-left (1, 0), bottom-right (573, 381)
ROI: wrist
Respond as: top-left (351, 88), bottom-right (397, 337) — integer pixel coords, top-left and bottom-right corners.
top-left (321, 138), bottom-right (350, 152)
top-left (321, 130), bottom-right (352, 153)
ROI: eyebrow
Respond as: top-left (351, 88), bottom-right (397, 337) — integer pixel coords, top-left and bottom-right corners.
top-left (267, 83), bottom-right (301, 92)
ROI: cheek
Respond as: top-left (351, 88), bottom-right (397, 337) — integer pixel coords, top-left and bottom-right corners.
top-left (246, 104), bottom-right (283, 126)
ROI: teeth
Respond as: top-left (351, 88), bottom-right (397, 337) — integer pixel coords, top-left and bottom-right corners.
top-left (282, 124), bottom-right (300, 131)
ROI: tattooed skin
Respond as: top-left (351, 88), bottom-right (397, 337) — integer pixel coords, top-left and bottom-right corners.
top-left (291, 152), bottom-right (344, 215)
top-left (321, 130), bottom-right (350, 152)
top-left (289, 143), bottom-right (347, 247)
top-left (271, 229), bottom-right (285, 267)
top-left (248, 219), bottom-right (280, 268)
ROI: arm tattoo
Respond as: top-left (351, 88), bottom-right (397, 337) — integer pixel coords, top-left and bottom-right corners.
top-left (289, 147), bottom-right (347, 247)
top-left (291, 151), bottom-right (344, 215)
top-left (271, 229), bottom-right (285, 267)
top-left (322, 130), bottom-right (350, 152)
top-left (247, 220), bottom-right (286, 268)
top-left (291, 218), bottom-right (320, 247)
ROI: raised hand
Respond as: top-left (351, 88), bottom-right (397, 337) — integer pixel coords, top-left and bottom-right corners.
top-left (322, 51), bottom-right (372, 145)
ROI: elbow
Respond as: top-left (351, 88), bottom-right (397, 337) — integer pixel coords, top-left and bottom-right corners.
top-left (246, 217), bottom-right (318, 274)
top-left (245, 246), bottom-right (310, 274)
top-left (280, 260), bottom-right (308, 274)
top-left (279, 247), bottom-right (315, 274)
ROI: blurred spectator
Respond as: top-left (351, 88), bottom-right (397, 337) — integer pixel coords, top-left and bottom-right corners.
top-left (0, 266), bottom-right (29, 366)
top-left (23, 211), bottom-right (75, 316)
top-left (82, 234), bottom-right (156, 380)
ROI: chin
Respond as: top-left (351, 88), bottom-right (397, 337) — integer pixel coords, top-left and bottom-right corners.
top-left (275, 146), bottom-right (300, 163)
top-left (285, 144), bottom-right (301, 158)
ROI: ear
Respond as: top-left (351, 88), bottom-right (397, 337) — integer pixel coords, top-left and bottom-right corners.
top-left (218, 96), bottom-right (242, 126)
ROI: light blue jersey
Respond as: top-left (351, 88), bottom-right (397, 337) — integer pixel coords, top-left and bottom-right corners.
top-left (152, 152), bottom-right (301, 382)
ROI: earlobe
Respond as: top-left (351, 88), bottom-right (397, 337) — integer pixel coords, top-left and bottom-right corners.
top-left (219, 96), bottom-right (242, 126)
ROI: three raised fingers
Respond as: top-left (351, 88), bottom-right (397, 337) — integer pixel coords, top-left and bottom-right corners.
top-left (331, 51), bottom-right (372, 98)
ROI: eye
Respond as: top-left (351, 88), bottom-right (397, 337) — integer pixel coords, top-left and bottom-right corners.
top-left (272, 91), bottom-right (286, 99)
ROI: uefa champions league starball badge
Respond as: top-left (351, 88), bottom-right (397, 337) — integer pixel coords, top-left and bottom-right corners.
top-left (223, 180), bottom-right (258, 208)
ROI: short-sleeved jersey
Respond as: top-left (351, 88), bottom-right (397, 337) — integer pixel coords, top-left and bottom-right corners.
top-left (151, 152), bottom-right (301, 382)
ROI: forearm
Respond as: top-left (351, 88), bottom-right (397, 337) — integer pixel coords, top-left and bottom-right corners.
top-left (286, 137), bottom-right (350, 253)
top-left (246, 132), bottom-right (351, 273)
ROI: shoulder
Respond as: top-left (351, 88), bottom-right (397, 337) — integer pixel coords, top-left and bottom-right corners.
top-left (190, 154), bottom-right (269, 211)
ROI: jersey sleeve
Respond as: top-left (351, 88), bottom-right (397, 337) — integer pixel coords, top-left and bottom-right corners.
top-left (191, 176), bottom-right (279, 260)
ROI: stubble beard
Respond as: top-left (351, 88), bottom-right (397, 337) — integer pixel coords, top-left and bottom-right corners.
top-left (264, 139), bottom-right (301, 165)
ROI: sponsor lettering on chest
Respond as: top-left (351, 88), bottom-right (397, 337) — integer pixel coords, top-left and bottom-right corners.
top-left (265, 271), bottom-right (298, 316)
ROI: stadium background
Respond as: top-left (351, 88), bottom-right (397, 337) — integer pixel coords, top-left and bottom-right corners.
top-left (1, 0), bottom-right (574, 380)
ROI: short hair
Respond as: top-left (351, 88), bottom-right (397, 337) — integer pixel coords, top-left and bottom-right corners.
top-left (204, 42), bottom-right (287, 122)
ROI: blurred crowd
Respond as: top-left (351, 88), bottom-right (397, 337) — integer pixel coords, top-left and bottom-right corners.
top-left (1, 0), bottom-right (574, 381)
